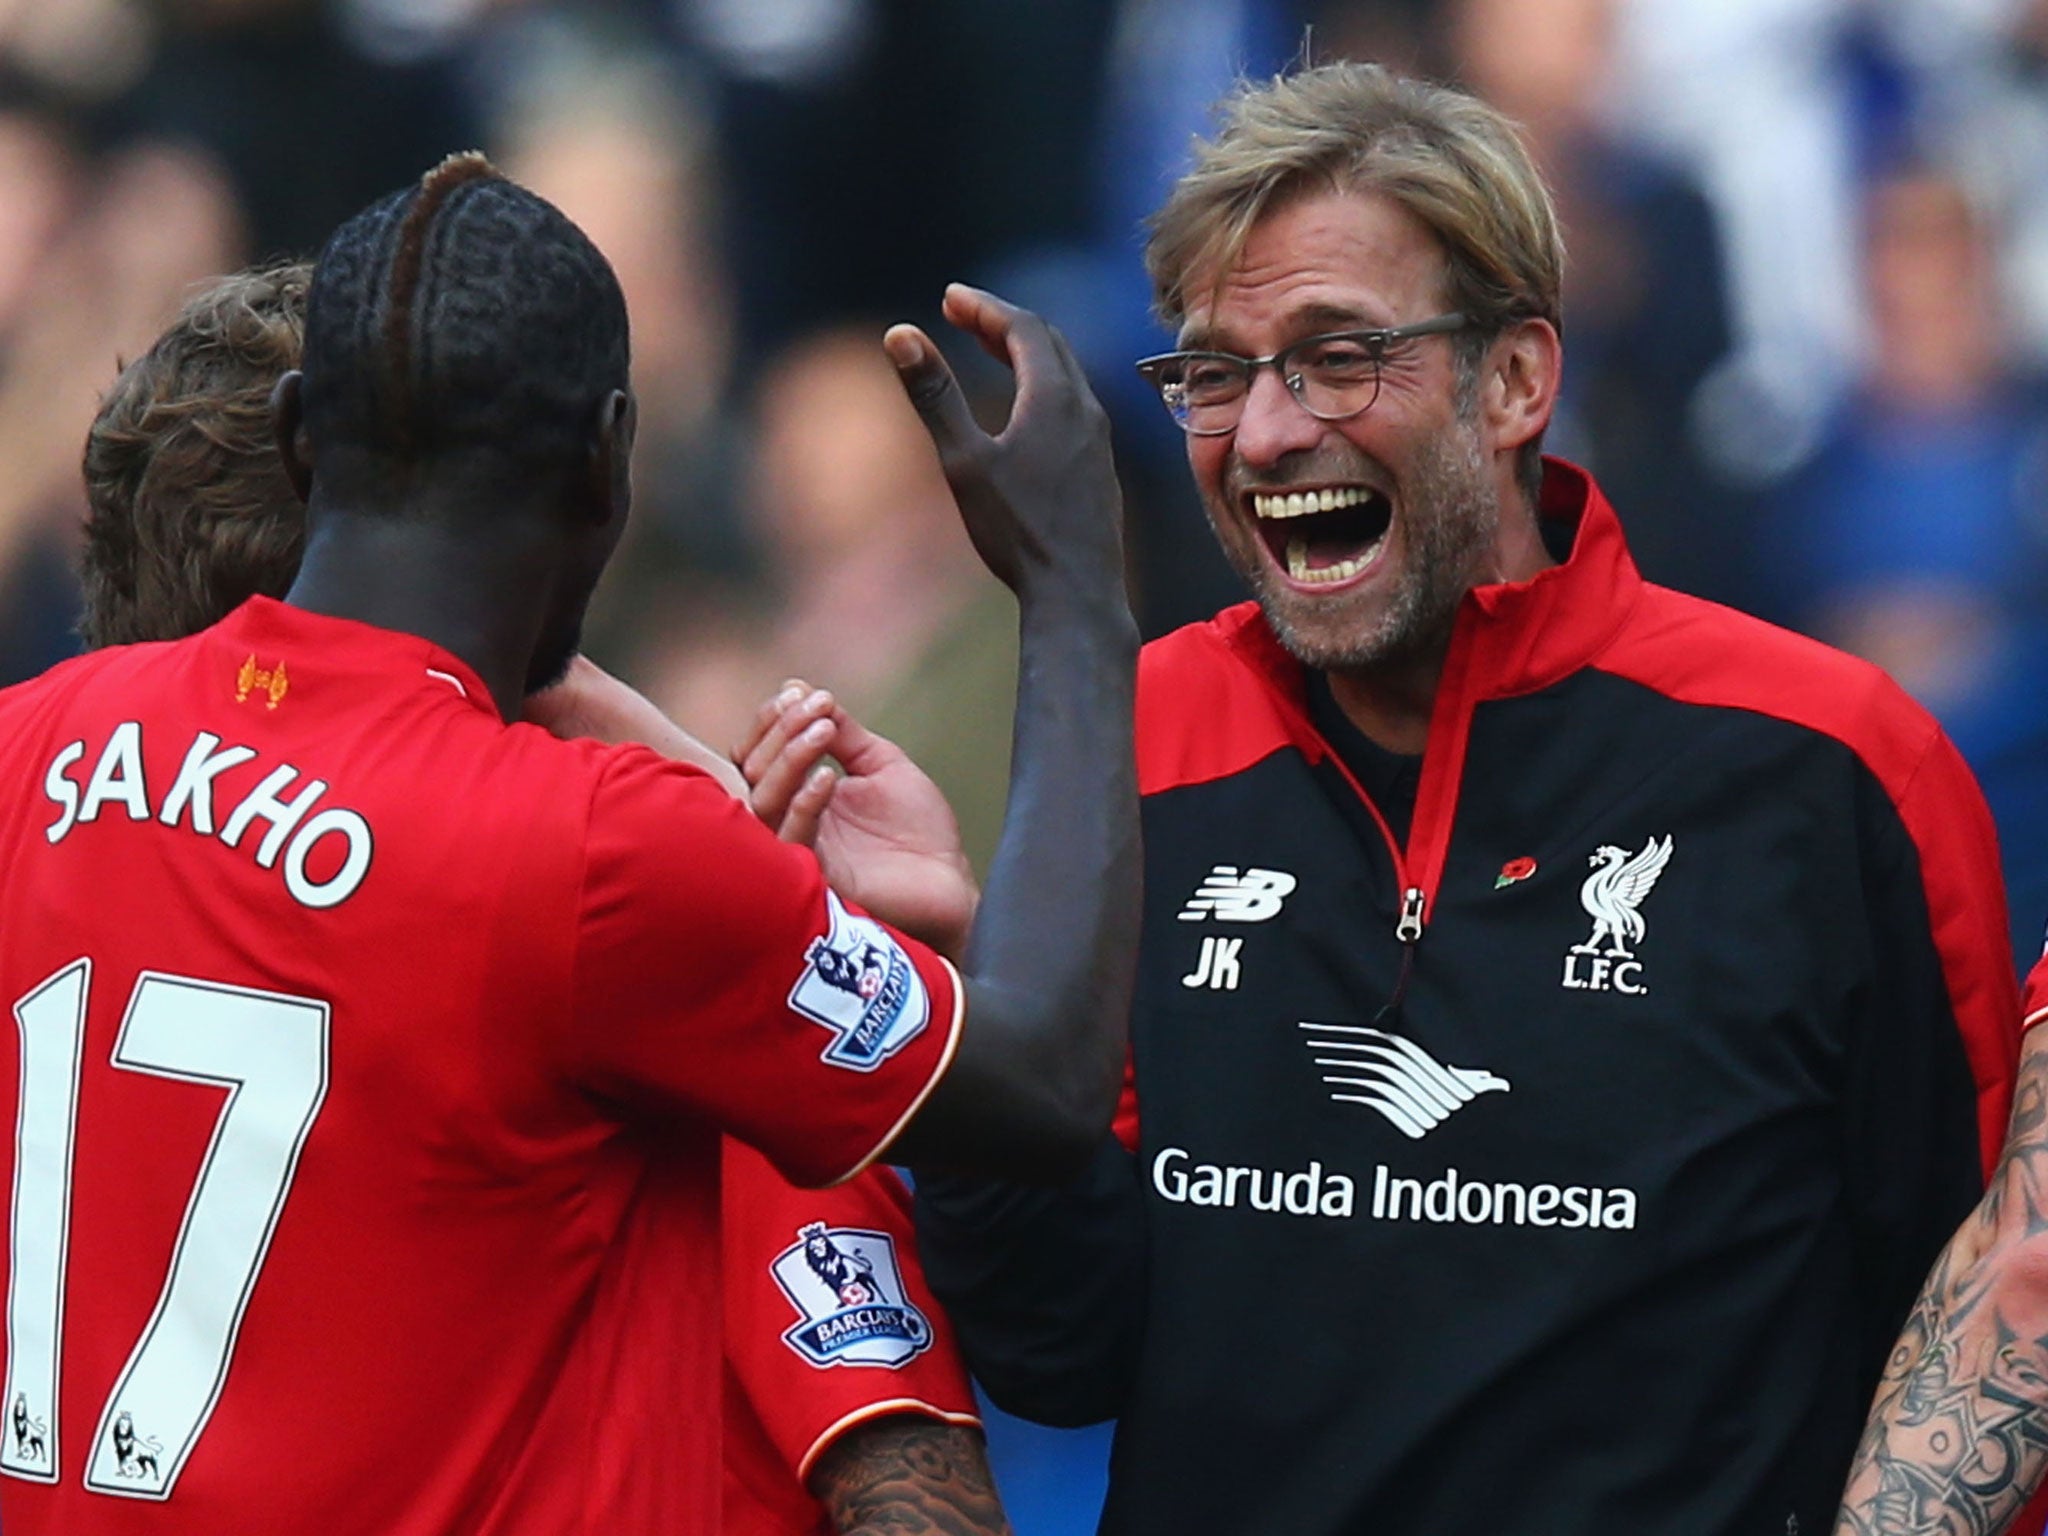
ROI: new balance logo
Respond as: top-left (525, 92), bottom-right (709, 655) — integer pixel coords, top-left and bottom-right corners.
top-left (1178, 866), bottom-right (1297, 923)
top-left (1299, 1023), bottom-right (1509, 1139)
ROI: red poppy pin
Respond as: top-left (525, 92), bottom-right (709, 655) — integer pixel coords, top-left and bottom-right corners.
top-left (1495, 856), bottom-right (1537, 889)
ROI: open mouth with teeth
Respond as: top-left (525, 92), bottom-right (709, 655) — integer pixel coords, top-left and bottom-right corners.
top-left (1249, 485), bottom-right (1394, 586)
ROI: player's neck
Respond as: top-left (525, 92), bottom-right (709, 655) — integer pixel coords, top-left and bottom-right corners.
top-left (284, 505), bottom-right (560, 720)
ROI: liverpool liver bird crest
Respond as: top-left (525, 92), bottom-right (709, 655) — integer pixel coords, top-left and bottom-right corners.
top-left (1573, 836), bottom-right (1673, 958)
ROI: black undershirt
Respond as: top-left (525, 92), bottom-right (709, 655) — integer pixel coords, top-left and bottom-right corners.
top-left (1304, 669), bottom-right (1422, 846)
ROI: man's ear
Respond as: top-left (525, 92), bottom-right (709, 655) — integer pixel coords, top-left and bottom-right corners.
top-left (271, 371), bottom-right (314, 504)
top-left (583, 387), bottom-right (636, 527)
top-left (1483, 318), bottom-right (1562, 455)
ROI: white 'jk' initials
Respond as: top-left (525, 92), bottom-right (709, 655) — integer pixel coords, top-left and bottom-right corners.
top-left (1182, 936), bottom-right (1244, 990)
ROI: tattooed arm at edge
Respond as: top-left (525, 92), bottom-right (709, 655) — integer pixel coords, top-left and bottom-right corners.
top-left (810, 1417), bottom-right (1012, 1536)
top-left (1836, 1030), bottom-right (2048, 1536)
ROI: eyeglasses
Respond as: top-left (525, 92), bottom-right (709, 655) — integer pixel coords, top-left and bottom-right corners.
top-left (1134, 313), bottom-right (1468, 436)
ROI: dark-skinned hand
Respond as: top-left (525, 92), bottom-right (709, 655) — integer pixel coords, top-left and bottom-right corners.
top-left (883, 285), bottom-right (1123, 603)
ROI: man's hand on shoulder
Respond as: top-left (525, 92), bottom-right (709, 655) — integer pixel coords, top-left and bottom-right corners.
top-left (809, 1415), bottom-right (1011, 1536)
top-left (739, 680), bottom-right (979, 962)
top-left (525, 655), bottom-right (746, 798)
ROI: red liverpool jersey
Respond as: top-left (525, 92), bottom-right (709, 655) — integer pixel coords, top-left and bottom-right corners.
top-left (721, 1149), bottom-right (978, 1536)
top-left (0, 598), bottom-right (962, 1536)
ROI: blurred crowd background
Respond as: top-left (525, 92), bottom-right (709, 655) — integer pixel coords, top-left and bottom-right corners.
top-left (4, 0), bottom-right (2048, 1527)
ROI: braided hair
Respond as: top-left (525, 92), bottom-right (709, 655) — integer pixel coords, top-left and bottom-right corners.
top-left (300, 153), bottom-right (629, 487)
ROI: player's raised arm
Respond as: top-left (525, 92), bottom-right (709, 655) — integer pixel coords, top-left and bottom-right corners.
top-left (560, 287), bottom-right (1134, 1188)
top-left (875, 287), bottom-right (1141, 1180)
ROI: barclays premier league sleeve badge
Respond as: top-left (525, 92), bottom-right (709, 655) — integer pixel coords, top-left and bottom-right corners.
top-left (788, 891), bottom-right (931, 1072)
top-left (771, 1223), bottom-right (935, 1369)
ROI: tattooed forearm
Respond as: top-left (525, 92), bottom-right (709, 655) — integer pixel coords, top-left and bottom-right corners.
top-left (810, 1416), bottom-right (1013, 1536)
top-left (1836, 1033), bottom-right (2048, 1536)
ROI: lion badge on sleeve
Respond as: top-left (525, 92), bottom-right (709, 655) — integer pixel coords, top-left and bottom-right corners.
top-left (788, 891), bottom-right (931, 1071)
top-left (771, 1223), bottom-right (934, 1369)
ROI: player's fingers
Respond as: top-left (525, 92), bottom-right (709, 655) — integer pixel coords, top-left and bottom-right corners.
top-left (777, 764), bottom-right (838, 848)
top-left (738, 687), bottom-right (833, 796)
top-left (737, 683), bottom-right (825, 777)
top-left (943, 284), bottom-right (1062, 430)
top-left (747, 715), bottom-right (836, 833)
top-left (884, 324), bottom-right (984, 465)
top-left (943, 283), bottom-right (1054, 375)
top-left (735, 680), bottom-right (808, 767)
top-left (940, 283), bottom-right (1020, 368)
top-left (737, 692), bottom-right (790, 774)
top-left (819, 703), bottom-right (894, 776)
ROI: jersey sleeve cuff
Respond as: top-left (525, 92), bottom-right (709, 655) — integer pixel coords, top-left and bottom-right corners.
top-left (794, 1396), bottom-right (985, 1486)
top-left (824, 954), bottom-right (965, 1188)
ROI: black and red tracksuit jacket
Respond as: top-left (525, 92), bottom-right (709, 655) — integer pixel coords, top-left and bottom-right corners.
top-left (917, 459), bottom-right (2022, 1534)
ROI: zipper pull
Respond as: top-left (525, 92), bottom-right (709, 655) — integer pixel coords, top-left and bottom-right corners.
top-left (1375, 888), bottom-right (1426, 1027)
top-left (1395, 887), bottom-right (1426, 944)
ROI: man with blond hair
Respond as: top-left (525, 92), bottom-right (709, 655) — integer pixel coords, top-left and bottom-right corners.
top-left (746, 61), bottom-right (2024, 1532)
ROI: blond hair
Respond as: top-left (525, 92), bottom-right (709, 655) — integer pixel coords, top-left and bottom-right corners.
top-left (1147, 63), bottom-right (1564, 495)
top-left (80, 261), bottom-right (312, 648)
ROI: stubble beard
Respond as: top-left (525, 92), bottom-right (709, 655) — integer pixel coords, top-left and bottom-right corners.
top-left (1221, 419), bottom-right (1499, 674)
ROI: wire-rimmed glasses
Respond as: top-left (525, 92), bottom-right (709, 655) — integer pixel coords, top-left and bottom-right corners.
top-left (1135, 313), bottom-right (1468, 436)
